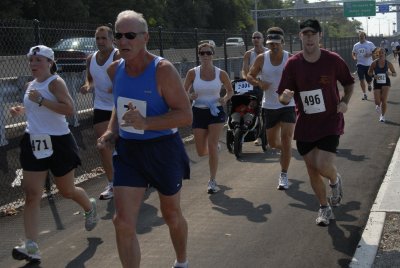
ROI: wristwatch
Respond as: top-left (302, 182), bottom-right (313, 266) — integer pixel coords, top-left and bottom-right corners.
top-left (37, 96), bottom-right (44, 106)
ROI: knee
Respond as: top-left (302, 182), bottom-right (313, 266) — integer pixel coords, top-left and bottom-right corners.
top-left (113, 214), bottom-right (136, 236)
top-left (59, 188), bottom-right (75, 199)
top-left (162, 209), bottom-right (183, 228)
top-left (24, 188), bottom-right (43, 204)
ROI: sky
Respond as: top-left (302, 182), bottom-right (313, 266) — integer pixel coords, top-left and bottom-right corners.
top-left (305, 0), bottom-right (397, 36)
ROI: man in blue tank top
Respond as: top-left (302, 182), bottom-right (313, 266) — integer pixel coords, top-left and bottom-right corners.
top-left (97, 10), bottom-right (192, 268)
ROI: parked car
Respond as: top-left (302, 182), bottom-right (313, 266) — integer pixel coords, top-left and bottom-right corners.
top-left (199, 40), bottom-right (216, 47)
top-left (52, 37), bottom-right (96, 72)
top-left (225, 37), bottom-right (244, 47)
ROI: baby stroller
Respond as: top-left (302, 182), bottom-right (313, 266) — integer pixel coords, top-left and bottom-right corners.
top-left (226, 79), bottom-right (267, 158)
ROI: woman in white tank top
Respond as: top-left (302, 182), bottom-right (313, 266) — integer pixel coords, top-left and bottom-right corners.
top-left (9, 45), bottom-right (98, 262)
top-left (184, 43), bottom-right (233, 194)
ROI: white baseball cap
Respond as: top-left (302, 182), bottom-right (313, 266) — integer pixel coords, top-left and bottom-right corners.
top-left (27, 45), bottom-right (54, 61)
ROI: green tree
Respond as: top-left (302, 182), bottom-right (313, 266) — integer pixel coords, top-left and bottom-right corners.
top-left (0, 0), bottom-right (33, 19)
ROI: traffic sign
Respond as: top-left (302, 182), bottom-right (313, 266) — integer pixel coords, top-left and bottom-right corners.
top-left (343, 1), bottom-right (376, 17)
top-left (378, 4), bottom-right (389, 13)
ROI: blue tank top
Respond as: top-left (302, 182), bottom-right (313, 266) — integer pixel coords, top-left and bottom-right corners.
top-left (374, 60), bottom-right (388, 75)
top-left (113, 57), bottom-right (176, 140)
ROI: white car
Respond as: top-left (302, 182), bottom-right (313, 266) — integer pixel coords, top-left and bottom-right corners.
top-left (226, 37), bottom-right (244, 47)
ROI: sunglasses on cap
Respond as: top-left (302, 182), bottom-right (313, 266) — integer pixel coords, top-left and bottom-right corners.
top-left (199, 51), bottom-right (213, 56)
top-left (266, 34), bottom-right (283, 40)
top-left (114, 32), bottom-right (145, 40)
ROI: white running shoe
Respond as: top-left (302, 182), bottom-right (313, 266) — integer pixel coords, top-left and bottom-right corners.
top-left (375, 105), bottom-right (381, 114)
top-left (207, 179), bottom-right (220, 194)
top-left (99, 182), bottom-right (113, 200)
top-left (12, 240), bottom-right (41, 263)
top-left (254, 137), bottom-right (261, 146)
top-left (329, 174), bottom-right (343, 207)
top-left (85, 198), bottom-right (98, 231)
top-left (316, 206), bottom-right (335, 226)
top-left (277, 172), bottom-right (289, 190)
top-left (379, 115), bottom-right (386, 122)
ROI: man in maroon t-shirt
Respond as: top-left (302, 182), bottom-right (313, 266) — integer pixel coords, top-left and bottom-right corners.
top-left (277, 19), bottom-right (354, 226)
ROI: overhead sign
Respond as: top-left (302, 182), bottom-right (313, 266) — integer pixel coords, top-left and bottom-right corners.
top-left (378, 4), bottom-right (389, 13)
top-left (343, 1), bottom-right (376, 17)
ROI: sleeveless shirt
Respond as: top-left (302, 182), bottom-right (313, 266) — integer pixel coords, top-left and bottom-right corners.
top-left (192, 66), bottom-right (222, 108)
top-left (90, 48), bottom-right (117, 111)
top-left (260, 50), bottom-right (294, 109)
top-left (113, 57), bottom-right (176, 140)
top-left (24, 75), bottom-right (70, 135)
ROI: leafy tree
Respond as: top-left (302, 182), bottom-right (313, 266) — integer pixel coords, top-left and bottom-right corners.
top-left (0, 0), bottom-right (33, 19)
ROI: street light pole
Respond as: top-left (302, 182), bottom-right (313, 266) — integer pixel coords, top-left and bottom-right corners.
top-left (254, 0), bottom-right (258, 32)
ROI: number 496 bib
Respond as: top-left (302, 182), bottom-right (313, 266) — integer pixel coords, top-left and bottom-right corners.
top-left (300, 89), bottom-right (326, 114)
top-left (30, 134), bottom-right (53, 159)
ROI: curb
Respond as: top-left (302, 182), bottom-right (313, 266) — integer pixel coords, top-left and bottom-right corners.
top-left (350, 136), bottom-right (400, 267)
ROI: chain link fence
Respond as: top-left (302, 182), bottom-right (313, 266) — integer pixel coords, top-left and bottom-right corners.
top-left (0, 18), bottom-right (386, 216)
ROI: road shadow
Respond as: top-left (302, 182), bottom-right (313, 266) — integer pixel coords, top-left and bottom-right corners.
top-left (336, 148), bottom-right (368, 162)
top-left (209, 185), bottom-right (271, 222)
top-left (284, 179), bottom-right (318, 212)
top-left (136, 187), bottom-right (164, 234)
top-left (100, 199), bottom-right (114, 221)
top-left (65, 237), bottom-right (103, 268)
top-left (328, 221), bottom-right (362, 267)
top-left (382, 120), bottom-right (400, 126)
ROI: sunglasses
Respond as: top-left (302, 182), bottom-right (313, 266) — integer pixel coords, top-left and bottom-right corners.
top-left (114, 32), bottom-right (144, 40)
top-left (252, 36), bottom-right (262, 39)
top-left (199, 51), bottom-right (213, 56)
top-left (266, 34), bottom-right (283, 40)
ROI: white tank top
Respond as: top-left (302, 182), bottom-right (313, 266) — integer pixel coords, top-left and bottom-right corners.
top-left (260, 50), bottom-right (294, 109)
top-left (90, 48), bottom-right (117, 111)
top-left (24, 75), bottom-right (70, 135)
top-left (192, 66), bottom-right (222, 108)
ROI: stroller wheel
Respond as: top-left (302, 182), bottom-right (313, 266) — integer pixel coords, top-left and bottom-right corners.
top-left (226, 131), bottom-right (234, 153)
top-left (233, 128), bottom-right (243, 158)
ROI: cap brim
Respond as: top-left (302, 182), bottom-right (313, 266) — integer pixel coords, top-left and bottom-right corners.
top-left (300, 27), bottom-right (318, 33)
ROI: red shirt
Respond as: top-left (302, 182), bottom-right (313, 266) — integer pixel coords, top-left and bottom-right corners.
top-left (277, 49), bottom-right (354, 142)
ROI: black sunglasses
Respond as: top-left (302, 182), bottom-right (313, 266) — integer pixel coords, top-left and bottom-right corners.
top-left (199, 51), bottom-right (213, 56)
top-left (266, 34), bottom-right (283, 40)
top-left (252, 36), bottom-right (262, 39)
top-left (114, 32), bottom-right (144, 40)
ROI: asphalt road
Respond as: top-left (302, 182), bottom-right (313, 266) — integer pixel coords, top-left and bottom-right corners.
top-left (1, 61), bottom-right (400, 267)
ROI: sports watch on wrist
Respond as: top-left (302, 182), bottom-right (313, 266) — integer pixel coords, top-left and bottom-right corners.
top-left (37, 96), bottom-right (44, 106)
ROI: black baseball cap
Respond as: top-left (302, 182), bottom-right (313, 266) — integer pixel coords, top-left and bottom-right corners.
top-left (300, 19), bottom-right (322, 33)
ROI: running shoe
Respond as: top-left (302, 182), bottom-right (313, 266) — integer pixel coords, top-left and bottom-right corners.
top-left (368, 84), bottom-right (372, 92)
top-left (172, 260), bottom-right (189, 268)
top-left (362, 94), bottom-right (367, 100)
top-left (99, 182), bottom-right (113, 200)
top-left (277, 172), bottom-right (289, 190)
top-left (12, 240), bottom-right (41, 263)
top-left (85, 198), bottom-right (98, 231)
top-left (329, 174), bottom-right (343, 207)
top-left (207, 179), bottom-right (220, 194)
top-left (379, 115), bottom-right (386, 122)
top-left (315, 206), bottom-right (335, 226)
top-left (375, 105), bottom-right (381, 114)
top-left (254, 137), bottom-right (261, 146)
